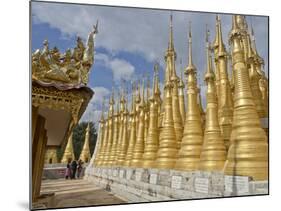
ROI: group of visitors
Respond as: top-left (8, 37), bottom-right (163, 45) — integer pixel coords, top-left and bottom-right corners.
top-left (65, 159), bottom-right (84, 179)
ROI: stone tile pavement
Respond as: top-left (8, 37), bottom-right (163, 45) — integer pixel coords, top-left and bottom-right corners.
top-left (38, 178), bottom-right (126, 209)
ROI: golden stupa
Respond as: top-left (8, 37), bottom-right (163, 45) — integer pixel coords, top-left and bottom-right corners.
top-left (199, 27), bottom-right (226, 171)
top-left (142, 64), bottom-right (161, 168)
top-left (92, 14), bottom-right (268, 182)
top-left (130, 79), bottom-right (146, 167)
top-left (79, 123), bottom-right (91, 163)
top-left (224, 15), bottom-right (268, 181)
top-left (175, 23), bottom-right (203, 171)
top-left (61, 132), bottom-right (75, 163)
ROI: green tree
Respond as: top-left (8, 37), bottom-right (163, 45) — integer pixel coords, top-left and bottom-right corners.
top-left (72, 121), bottom-right (98, 160)
top-left (58, 121), bottom-right (98, 161)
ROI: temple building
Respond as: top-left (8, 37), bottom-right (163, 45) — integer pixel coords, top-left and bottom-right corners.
top-left (31, 23), bottom-right (98, 207)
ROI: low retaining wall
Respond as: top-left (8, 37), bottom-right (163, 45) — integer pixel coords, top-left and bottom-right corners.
top-left (85, 166), bottom-right (268, 202)
top-left (43, 163), bottom-right (88, 179)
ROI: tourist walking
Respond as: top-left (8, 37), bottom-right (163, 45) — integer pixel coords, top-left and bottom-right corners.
top-left (77, 160), bottom-right (84, 179)
top-left (65, 161), bottom-right (71, 179)
top-left (71, 160), bottom-right (78, 179)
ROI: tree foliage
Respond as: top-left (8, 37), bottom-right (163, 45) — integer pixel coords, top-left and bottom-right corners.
top-left (57, 121), bottom-right (98, 161)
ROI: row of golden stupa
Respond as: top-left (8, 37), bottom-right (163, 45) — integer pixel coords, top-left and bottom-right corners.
top-left (91, 14), bottom-right (268, 181)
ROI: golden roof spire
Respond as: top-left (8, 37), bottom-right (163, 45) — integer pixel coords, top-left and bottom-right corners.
top-left (109, 86), bottom-right (115, 105)
top-left (205, 25), bottom-right (215, 80)
top-left (141, 76), bottom-right (145, 105)
top-left (153, 62), bottom-right (160, 96)
top-left (187, 21), bottom-right (196, 71)
top-left (250, 26), bottom-right (263, 64)
top-left (146, 74), bottom-right (150, 102)
top-left (168, 13), bottom-right (174, 50)
top-left (213, 15), bottom-right (219, 50)
top-left (217, 16), bottom-right (227, 55)
top-left (131, 81), bottom-right (136, 112)
top-left (231, 15), bottom-right (239, 34)
top-left (179, 59), bottom-right (185, 88)
top-left (135, 79), bottom-right (141, 103)
top-left (100, 97), bottom-right (105, 122)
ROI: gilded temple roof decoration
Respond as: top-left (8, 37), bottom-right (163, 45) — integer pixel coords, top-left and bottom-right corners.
top-left (32, 22), bottom-right (98, 89)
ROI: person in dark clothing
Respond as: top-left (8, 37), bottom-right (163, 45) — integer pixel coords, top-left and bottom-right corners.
top-left (65, 161), bottom-right (71, 179)
top-left (71, 160), bottom-right (78, 179)
top-left (77, 160), bottom-right (84, 179)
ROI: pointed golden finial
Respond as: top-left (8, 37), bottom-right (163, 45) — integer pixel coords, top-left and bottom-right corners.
top-left (217, 15), bottom-right (227, 55)
top-left (100, 97), bottom-right (105, 121)
top-left (205, 25), bottom-right (214, 80)
top-left (109, 86), bottom-right (115, 105)
top-left (250, 25), bottom-right (263, 63)
top-left (153, 62), bottom-right (159, 95)
top-left (146, 73), bottom-right (150, 102)
top-left (187, 21), bottom-right (196, 72)
top-left (141, 76), bottom-right (145, 105)
top-left (213, 15), bottom-right (219, 50)
top-left (168, 13), bottom-right (174, 50)
top-left (231, 15), bottom-right (239, 34)
top-left (136, 79), bottom-right (141, 103)
top-left (131, 81), bottom-right (135, 111)
top-left (179, 58), bottom-right (184, 88)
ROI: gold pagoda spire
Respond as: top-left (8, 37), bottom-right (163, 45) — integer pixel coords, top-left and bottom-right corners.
top-left (117, 85), bottom-right (129, 165)
top-left (144, 75), bottom-right (150, 145)
top-left (135, 80), bottom-right (141, 134)
top-left (155, 34), bottom-right (178, 169)
top-left (199, 28), bottom-right (226, 171)
top-left (165, 14), bottom-right (183, 149)
top-left (213, 15), bottom-right (220, 95)
top-left (142, 64), bottom-right (161, 168)
top-left (102, 88), bottom-right (115, 166)
top-left (93, 98), bottom-right (106, 166)
top-left (168, 13), bottom-right (174, 50)
top-left (236, 15), bottom-right (250, 61)
top-left (175, 22), bottom-right (203, 171)
top-left (197, 86), bottom-right (206, 131)
top-left (61, 132), bottom-right (75, 163)
top-left (247, 27), bottom-right (266, 118)
top-left (114, 88), bottom-right (125, 166)
top-left (108, 91), bottom-right (120, 166)
top-left (224, 15), bottom-right (268, 180)
top-left (79, 123), bottom-right (91, 163)
top-left (216, 16), bottom-right (233, 149)
top-left (124, 82), bottom-right (137, 166)
top-left (178, 59), bottom-right (186, 124)
top-left (250, 27), bottom-right (268, 117)
top-left (131, 78), bottom-right (146, 167)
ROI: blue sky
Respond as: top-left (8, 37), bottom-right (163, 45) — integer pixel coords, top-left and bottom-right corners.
top-left (31, 1), bottom-right (269, 125)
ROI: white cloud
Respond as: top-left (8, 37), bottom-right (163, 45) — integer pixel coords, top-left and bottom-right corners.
top-left (32, 2), bottom-right (268, 78)
top-left (80, 86), bottom-right (110, 124)
top-left (110, 59), bottom-right (135, 81)
top-left (96, 53), bottom-right (135, 82)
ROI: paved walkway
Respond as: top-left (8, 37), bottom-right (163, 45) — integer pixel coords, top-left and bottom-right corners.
top-left (40, 178), bottom-right (125, 209)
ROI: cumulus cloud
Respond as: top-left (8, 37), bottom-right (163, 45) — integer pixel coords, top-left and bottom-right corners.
top-left (96, 53), bottom-right (135, 82)
top-left (80, 86), bottom-right (110, 124)
top-left (31, 2), bottom-right (268, 77)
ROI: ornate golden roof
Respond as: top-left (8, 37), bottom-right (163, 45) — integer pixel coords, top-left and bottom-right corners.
top-left (32, 22), bottom-right (98, 89)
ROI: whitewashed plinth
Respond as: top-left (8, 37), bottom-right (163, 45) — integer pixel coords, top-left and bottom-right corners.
top-left (85, 166), bottom-right (268, 202)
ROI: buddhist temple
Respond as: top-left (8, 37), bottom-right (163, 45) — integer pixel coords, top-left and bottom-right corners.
top-left (31, 23), bottom-right (98, 206)
top-left (31, 5), bottom-right (269, 207)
